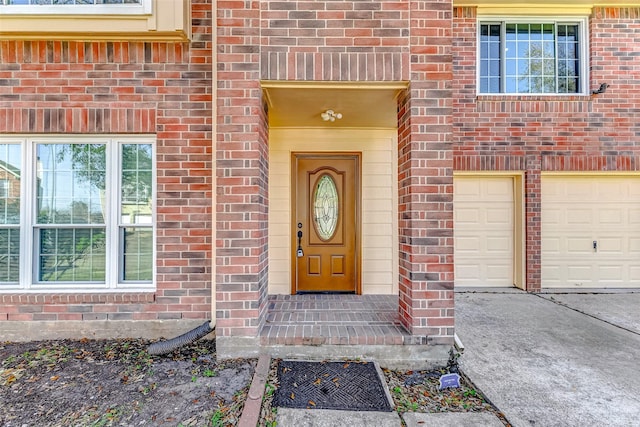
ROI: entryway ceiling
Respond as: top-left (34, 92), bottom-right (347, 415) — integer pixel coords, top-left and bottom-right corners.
top-left (261, 81), bottom-right (407, 129)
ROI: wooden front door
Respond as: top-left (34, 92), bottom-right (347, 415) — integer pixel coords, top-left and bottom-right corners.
top-left (292, 154), bottom-right (360, 293)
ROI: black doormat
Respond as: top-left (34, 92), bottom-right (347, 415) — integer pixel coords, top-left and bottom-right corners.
top-left (273, 360), bottom-right (393, 412)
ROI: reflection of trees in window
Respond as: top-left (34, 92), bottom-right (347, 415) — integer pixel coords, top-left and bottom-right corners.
top-left (121, 144), bottom-right (153, 281)
top-left (36, 144), bottom-right (106, 283)
top-left (0, 145), bottom-right (21, 284)
top-left (122, 144), bottom-right (152, 201)
top-left (480, 21), bottom-right (581, 94)
top-left (506, 24), bottom-right (557, 93)
top-left (39, 228), bottom-right (106, 282)
top-left (37, 143), bottom-right (105, 225)
top-left (0, 137), bottom-right (154, 288)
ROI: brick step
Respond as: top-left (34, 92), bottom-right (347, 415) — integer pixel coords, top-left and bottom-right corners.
top-left (260, 294), bottom-right (426, 346)
top-left (265, 311), bottom-right (399, 325)
top-left (259, 323), bottom-right (409, 346)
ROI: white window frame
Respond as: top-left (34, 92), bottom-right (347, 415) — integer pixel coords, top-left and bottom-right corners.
top-left (0, 0), bottom-right (151, 16)
top-left (0, 135), bottom-right (156, 293)
top-left (477, 16), bottom-right (589, 96)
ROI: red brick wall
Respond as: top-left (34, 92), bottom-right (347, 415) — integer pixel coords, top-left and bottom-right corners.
top-left (453, 6), bottom-right (640, 291)
top-left (215, 0), bottom-right (269, 338)
top-left (260, 0), bottom-right (410, 81)
top-left (398, 0), bottom-right (454, 343)
top-left (0, 0), bottom-right (213, 322)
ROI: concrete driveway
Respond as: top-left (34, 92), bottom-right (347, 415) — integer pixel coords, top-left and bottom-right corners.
top-left (455, 290), bottom-right (640, 427)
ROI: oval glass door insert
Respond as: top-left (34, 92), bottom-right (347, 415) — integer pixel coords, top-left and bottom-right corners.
top-left (313, 174), bottom-right (339, 240)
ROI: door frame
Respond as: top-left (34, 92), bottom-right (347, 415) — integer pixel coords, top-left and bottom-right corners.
top-left (290, 152), bottom-right (362, 294)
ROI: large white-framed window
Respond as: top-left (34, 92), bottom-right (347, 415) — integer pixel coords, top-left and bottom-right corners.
top-left (0, 0), bottom-right (151, 15)
top-left (0, 135), bottom-right (155, 292)
top-left (478, 17), bottom-right (588, 95)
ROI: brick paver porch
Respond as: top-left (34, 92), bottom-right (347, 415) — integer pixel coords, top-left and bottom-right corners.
top-left (260, 294), bottom-right (421, 346)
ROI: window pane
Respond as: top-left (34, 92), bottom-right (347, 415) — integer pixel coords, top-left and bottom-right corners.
top-left (122, 228), bottom-right (152, 281)
top-left (480, 77), bottom-right (489, 93)
top-left (0, 228), bottom-right (20, 283)
top-left (37, 144), bottom-right (105, 225)
top-left (121, 144), bottom-right (153, 225)
top-left (479, 24), bottom-right (501, 93)
top-left (489, 20), bottom-right (582, 94)
top-left (557, 24), bottom-right (580, 93)
top-left (489, 77), bottom-right (500, 93)
top-left (0, 144), bottom-right (21, 225)
top-left (38, 227), bottom-right (105, 282)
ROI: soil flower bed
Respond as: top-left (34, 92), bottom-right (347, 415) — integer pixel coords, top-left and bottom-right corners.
top-left (2, 339), bottom-right (509, 426)
top-left (1, 338), bottom-right (255, 426)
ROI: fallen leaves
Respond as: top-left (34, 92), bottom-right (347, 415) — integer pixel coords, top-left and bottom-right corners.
top-left (1, 368), bottom-right (25, 386)
top-left (1, 338), bottom-right (254, 427)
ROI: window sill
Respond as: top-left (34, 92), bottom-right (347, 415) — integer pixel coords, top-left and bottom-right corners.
top-left (477, 94), bottom-right (593, 102)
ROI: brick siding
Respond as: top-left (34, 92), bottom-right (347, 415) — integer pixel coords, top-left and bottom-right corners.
top-left (260, 0), bottom-right (410, 81)
top-left (215, 0), bottom-right (269, 338)
top-left (0, 0), bottom-right (213, 321)
top-left (453, 6), bottom-right (640, 291)
top-left (397, 1), bottom-right (454, 343)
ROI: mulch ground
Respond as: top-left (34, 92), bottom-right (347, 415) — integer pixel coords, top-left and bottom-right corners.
top-left (0, 338), bottom-right (255, 427)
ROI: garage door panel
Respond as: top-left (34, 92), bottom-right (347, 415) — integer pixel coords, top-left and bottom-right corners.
top-left (486, 209), bottom-right (511, 224)
top-left (486, 236), bottom-right (510, 252)
top-left (544, 209), bottom-right (561, 226)
top-left (630, 266), bottom-right (640, 281)
top-left (455, 180), bottom-right (481, 198)
top-left (486, 179), bottom-right (513, 197)
top-left (599, 265), bottom-right (624, 281)
top-left (566, 209), bottom-right (593, 224)
top-left (598, 237), bottom-right (623, 254)
top-left (456, 236), bottom-right (480, 252)
top-left (542, 176), bottom-right (640, 288)
top-left (455, 208), bottom-right (480, 224)
top-left (542, 237), bottom-right (561, 253)
top-left (598, 209), bottom-right (623, 225)
top-left (629, 209), bottom-right (640, 224)
top-left (456, 264), bottom-right (480, 279)
top-left (567, 238), bottom-right (593, 254)
top-left (455, 176), bottom-right (514, 287)
top-left (567, 265), bottom-right (594, 282)
top-left (629, 238), bottom-right (640, 254)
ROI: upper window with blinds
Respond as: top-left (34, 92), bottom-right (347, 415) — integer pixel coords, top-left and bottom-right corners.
top-left (0, 0), bottom-right (149, 15)
top-left (478, 18), bottom-right (588, 95)
top-left (0, 0), bottom-right (189, 41)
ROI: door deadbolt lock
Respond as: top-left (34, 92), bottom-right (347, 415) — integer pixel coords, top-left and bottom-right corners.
top-left (297, 248), bottom-right (304, 257)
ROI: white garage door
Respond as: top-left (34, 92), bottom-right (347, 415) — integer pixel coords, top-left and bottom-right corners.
top-left (542, 175), bottom-right (640, 288)
top-left (454, 176), bottom-right (514, 287)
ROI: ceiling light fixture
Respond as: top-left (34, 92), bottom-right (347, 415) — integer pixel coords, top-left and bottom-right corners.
top-left (321, 109), bottom-right (342, 122)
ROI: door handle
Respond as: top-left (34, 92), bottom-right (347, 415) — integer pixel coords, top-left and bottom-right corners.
top-left (297, 229), bottom-right (304, 257)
